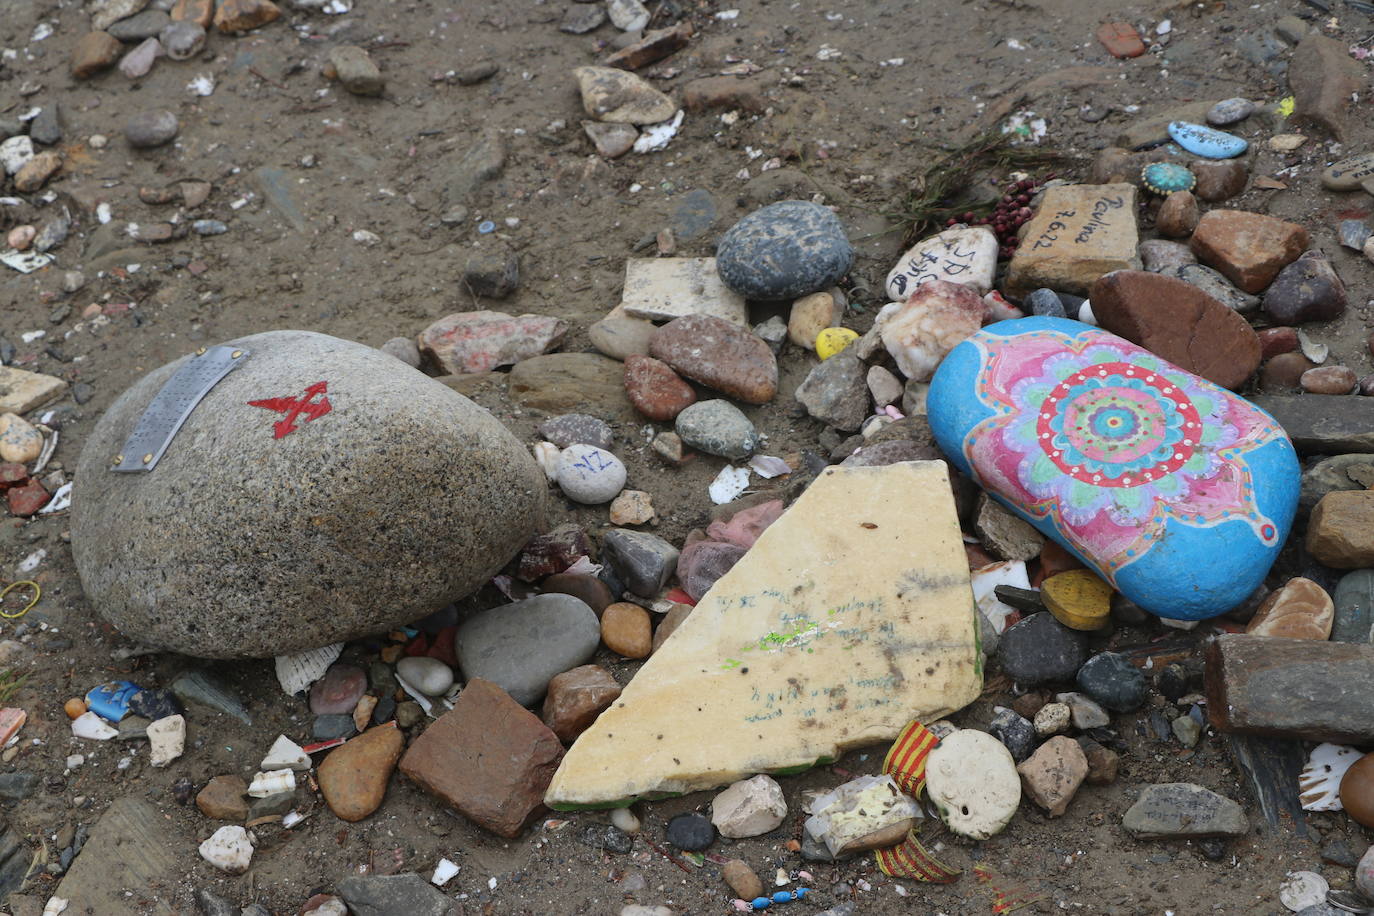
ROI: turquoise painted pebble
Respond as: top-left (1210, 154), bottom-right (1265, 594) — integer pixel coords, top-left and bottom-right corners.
top-left (1168, 121), bottom-right (1248, 159)
top-left (1141, 162), bottom-right (1196, 196)
top-left (927, 317), bottom-right (1299, 620)
top-left (1206, 98), bottom-right (1256, 127)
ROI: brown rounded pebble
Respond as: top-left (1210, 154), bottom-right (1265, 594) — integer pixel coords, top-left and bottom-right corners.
top-left (1257, 326), bottom-right (1298, 359)
top-left (600, 602), bottom-right (652, 658)
top-left (318, 723), bottom-right (404, 822)
top-left (64, 698), bottom-right (87, 719)
top-left (1244, 577), bottom-right (1333, 639)
top-left (541, 572), bottom-right (614, 617)
top-left (1301, 365), bottom-right (1357, 395)
top-left (1155, 191), bottom-right (1199, 239)
top-left (1261, 352), bottom-right (1317, 390)
top-left (722, 859), bottom-right (764, 900)
top-left (1339, 752), bottom-right (1374, 828)
top-left (624, 354), bottom-right (697, 422)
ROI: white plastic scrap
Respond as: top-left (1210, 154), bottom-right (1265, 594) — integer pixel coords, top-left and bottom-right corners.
top-left (1298, 743), bottom-right (1362, 811)
top-left (39, 482), bottom-right (71, 515)
top-left (274, 643), bottom-right (343, 695)
top-left (187, 74), bottom-right (215, 96)
top-left (71, 712), bottom-right (117, 740)
top-left (633, 110), bottom-right (684, 154)
top-left (1, 249), bottom-right (53, 274)
top-left (41, 896), bottom-right (67, 916)
top-left (247, 769), bottom-right (296, 797)
top-left (431, 858), bottom-right (460, 886)
top-left (708, 466), bottom-right (750, 504)
top-left (747, 455), bottom-right (791, 479)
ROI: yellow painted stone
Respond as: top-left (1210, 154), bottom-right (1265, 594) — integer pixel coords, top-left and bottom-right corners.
top-left (1041, 569), bottom-right (1112, 631)
top-left (815, 327), bottom-right (859, 360)
top-left (544, 461), bottom-right (983, 808)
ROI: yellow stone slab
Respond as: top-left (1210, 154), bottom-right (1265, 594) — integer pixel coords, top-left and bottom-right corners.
top-left (0, 366), bottom-right (67, 414)
top-left (545, 461), bottom-right (983, 808)
top-left (1004, 183), bottom-right (1140, 297)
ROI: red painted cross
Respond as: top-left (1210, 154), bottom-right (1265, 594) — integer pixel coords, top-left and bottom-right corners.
top-left (247, 381), bottom-right (333, 439)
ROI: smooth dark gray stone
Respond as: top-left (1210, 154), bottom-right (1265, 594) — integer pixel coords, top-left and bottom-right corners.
top-left (453, 593), bottom-right (599, 706)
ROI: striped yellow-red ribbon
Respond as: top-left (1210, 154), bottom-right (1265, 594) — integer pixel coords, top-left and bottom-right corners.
top-left (873, 720), bottom-right (961, 883)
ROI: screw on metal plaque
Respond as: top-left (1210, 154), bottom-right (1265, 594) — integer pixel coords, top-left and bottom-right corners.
top-left (111, 345), bottom-right (249, 473)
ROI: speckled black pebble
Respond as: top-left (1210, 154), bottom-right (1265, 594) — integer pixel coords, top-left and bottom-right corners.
top-left (997, 612), bottom-right (1087, 685)
top-left (1156, 663), bottom-right (1189, 702)
top-left (1076, 651), bottom-right (1147, 712)
top-left (127, 687), bottom-right (183, 721)
top-left (715, 200), bottom-right (853, 300)
top-left (666, 812), bottom-right (716, 851)
top-left (578, 824), bottom-right (633, 854)
top-left (313, 713), bottom-right (358, 741)
top-left (989, 706), bottom-right (1038, 762)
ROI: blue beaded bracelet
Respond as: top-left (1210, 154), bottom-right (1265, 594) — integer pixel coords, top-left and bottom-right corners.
top-left (749, 889), bottom-right (809, 909)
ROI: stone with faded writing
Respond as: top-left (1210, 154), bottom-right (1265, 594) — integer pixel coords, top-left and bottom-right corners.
top-left (1004, 184), bottom-right (1141, 297)
top-left (1167, 121), bottom-right (1248, 159)
top-left (1322, 153), bottom-right (1374, 191)
top-left (543, 461), bottom-right (981, 807)
top-left (73, 331), bottom-right (548, 658)
top-left (1122, 783), bottom-right (1247, 838)
top-left (885, 225), bottom-right (998, 301)
top-left (620, 258), bottom-right (747, 325)
top-left (927, 317), bottom-right (1300, 620)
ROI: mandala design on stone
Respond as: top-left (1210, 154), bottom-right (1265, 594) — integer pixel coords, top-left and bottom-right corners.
top-left (962, 328), bottom-right (1282, 577)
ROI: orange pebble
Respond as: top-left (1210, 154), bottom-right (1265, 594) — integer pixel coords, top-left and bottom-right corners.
top-left (64, 698), bottom-right (87, 719)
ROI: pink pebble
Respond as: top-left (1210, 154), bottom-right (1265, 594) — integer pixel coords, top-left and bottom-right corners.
top-left (706, 499), bottom-right (785, 549)
top-left (6, 225), bottom-right (35, 251)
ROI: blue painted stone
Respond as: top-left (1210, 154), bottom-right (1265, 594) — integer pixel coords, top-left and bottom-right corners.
top-left (1140, 162), bottom-right (1196, 196)
top-left (715, 200), bottom-right (853, 300)
top-left (1167, 120), bottom-right (1248, 159)
top-left (927, 317), bottom-right (1299, 620)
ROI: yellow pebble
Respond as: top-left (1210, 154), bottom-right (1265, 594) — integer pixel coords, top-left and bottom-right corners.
top-left (815, 327), bottom-right (859, 360)
top-left (64, 698), bottom-right (87, 720)
top-left (1041, 569), bottom-right (1113, 631)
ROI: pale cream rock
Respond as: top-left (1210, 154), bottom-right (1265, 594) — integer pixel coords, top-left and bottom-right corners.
top-left (261, 734), bottom-right (311, 772)
top-left (544, 461), bottom-right (982, 807)
top-left (865, 365), bottom-right (903, 407)
top-left (802, 774), bottom-right (921, 856)
top-left (0, 414), bottom-right (43, 463)
top-left (925, 729), bottom-right (1021, 839)
top-left (1004, 183), bottom-right (1141, 297)
top-left (620, 258), bottom-right (746, 324)
top-left (198, 825), bottom-right (253, 874)
top-left (787, 291), bottom-right (843, 348)
top-left (877, 279), bottom-right (985, 381)
top-left (609, 489), bottom-right (656, 525)
top-left (711, 774), bottom-right (787, 838)
top-left (0, 368), bottom-right (67, 415)
top-left (885, 225), bottom-right (998, 301)
top-left (146, 714), bottom-right (185, 767)
top-left (574, 67), bottom-right (676, 124)
top-left (1033, 702), bottom-right (1071, 737)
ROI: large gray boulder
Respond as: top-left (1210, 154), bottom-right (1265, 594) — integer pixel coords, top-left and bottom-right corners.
top-left (72, 330), bottom-right (546, 658)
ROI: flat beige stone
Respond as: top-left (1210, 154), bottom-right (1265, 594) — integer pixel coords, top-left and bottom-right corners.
top-left (0, 366), bottom-right (67, 414)
top-left (621, 258), bottom-right (747, 325)
top-left (544, 461), bottom-right (982, 807)
top-left (1004, 183), bottom-right (1140, 297)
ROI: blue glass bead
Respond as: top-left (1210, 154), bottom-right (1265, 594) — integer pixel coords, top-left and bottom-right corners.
top-left (751, 897), bottom-right (771, 909)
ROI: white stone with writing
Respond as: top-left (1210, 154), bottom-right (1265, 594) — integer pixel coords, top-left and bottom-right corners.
top-left (1004, 183), bottom-right (1140, 297)
top-left (885, 225), bottom-right (998, 301)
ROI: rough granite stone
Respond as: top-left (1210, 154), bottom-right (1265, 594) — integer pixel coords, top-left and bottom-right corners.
top-left (715, 200), bottom-right (854, 301)
top-left (72, 331), bottom-right (547, 658)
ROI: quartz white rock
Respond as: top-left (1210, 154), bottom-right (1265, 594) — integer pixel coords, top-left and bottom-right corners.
top-left (606, 0), bottom-right (650, 30)
top-left (396, 656), bottom-right (455, 696)
top-left (711, 774), bottom-right (787, 838)
top-left (0, 136), bottom-right (34, 176)
top-left (885, 225), bottom-right (998, 301)
top-left (878, 279), bottom-right (986, 381)
top-left (146, 714), bottom-right (185, 767)
top-left (199, 825), bottom-right (253, 874)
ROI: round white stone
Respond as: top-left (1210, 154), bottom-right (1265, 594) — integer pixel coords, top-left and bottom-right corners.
top-left (610, 807), bottom-right (640, 834)
top-left (396, 656), bottom-right (456, 696)
top-left (1278, 871), bottom-right (1328, 912)
top-left (199, 825), bottom-right (253, 875)
top-left (925, 729), bottom-right (1021, 840)
top-left (556, 444), bottom-right (627, 505)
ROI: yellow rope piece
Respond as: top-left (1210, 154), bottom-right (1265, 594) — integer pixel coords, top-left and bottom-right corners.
top-left (0, 581), bottom-right (39, 619)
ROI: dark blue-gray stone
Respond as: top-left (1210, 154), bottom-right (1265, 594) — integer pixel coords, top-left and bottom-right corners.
top-left (338, 873), bottom-right (456, 916)
top-left (313, 714), bottom-right (357, 741)
top-left (453, 593), bottom-right (600, 706)
top-left (666, 812), bottom-right (715, 850)
top-left (602, 529), bottom-right (679, 597)
top-left (1076, 651), bottom-right (1147, 712)
top-left (671, 188), bottom-right (718, 241)
top-left (997, 612), bottom-right (1087, 685)
top-left (128, 687), bottom-right (182, 721)
top-left (989, 707), bottom-right (1037, 761)
top-left (1205, 97), bottom-right (1256, 127)
top-left (715, 200), bottom-right (853, 300)
top-left (0, 773), bottom-right (38, 801)
top-left (1024, 288), bottom-right (1067, 318)
top-left (1333, 569), bottom-right (1374, 644)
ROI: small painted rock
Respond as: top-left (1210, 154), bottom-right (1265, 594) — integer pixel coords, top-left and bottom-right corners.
top-left (925, 729), bottom-right (1021, 840)
top-left (1041, 569), bottom-right (1112, 631)
top-left (885, 225), bottom-right (998, 300)
top-left (1140, 162), bottom-right (1196, 196)
top-left (928, 317), bottom-right (1298, 620)
top-left (1321, 152), bottom-right (1374, 191)
top-left (556, 444), bottom-right (627, 505)
top-left (1167, 121), bottom-right (1248, 159)
top-left (1206, 98), bottom-right (1256, 127)
top-left (816, 326), bottom-right (859, 360)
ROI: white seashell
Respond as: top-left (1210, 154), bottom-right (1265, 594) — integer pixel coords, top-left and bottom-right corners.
top-left (1298, 742), bottom-right (1361, 811)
